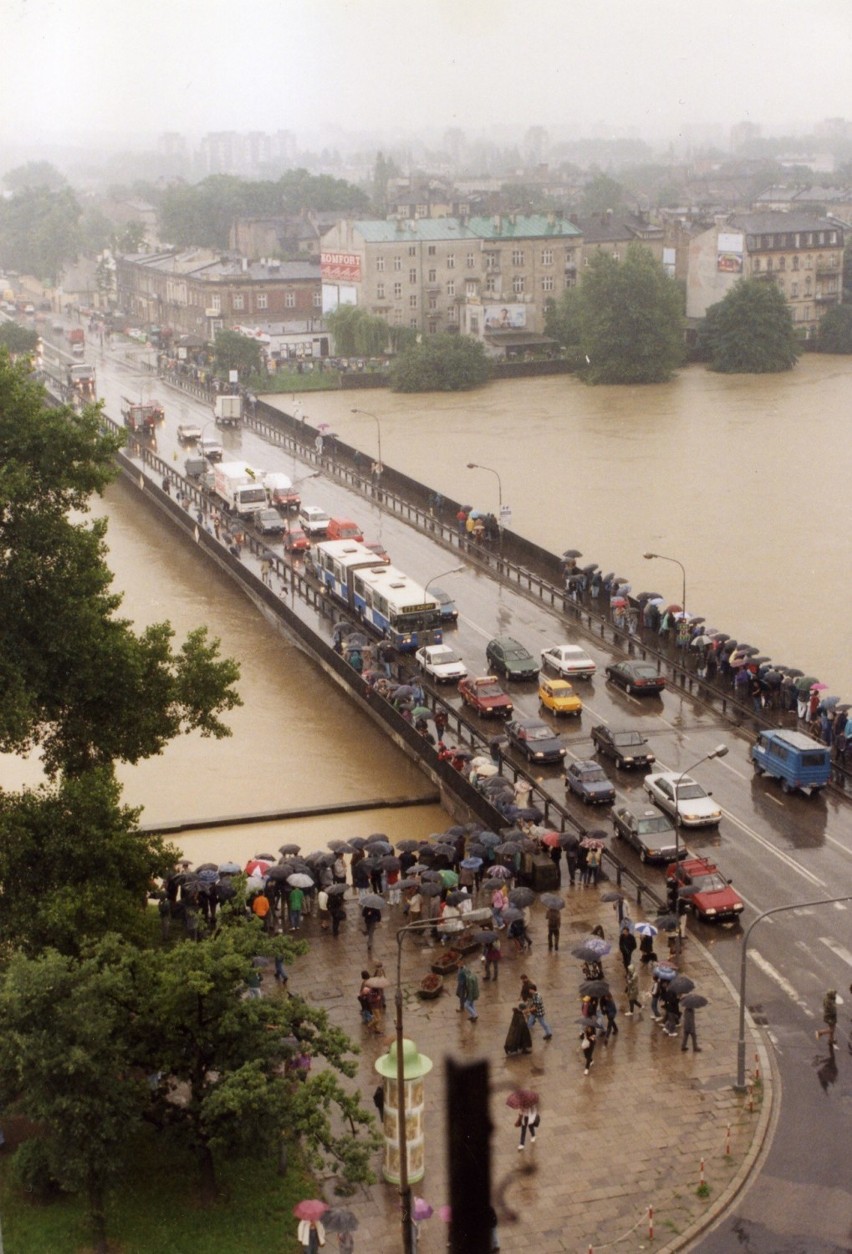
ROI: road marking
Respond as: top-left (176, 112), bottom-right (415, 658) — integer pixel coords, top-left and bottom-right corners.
top-left (718, 759), bottom-right (749, 782)
top-left (751, 948), bottom-right (814, 1014)
top-left (819, 937), bottom-right (852, 969)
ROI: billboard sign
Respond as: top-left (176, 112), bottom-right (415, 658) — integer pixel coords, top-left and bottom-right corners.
top-left (717, 232), bottom-right (744, 273)
top-left (483, 304), bottom-right (527, 330)
top-left (321, 251), bottom-right (362, 282)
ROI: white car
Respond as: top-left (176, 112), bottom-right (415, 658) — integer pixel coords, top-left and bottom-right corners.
top-left (540, 643), bottom-right (597, 680)
top-left (644, 773), bottom-right (722, 828)
top-left (415, 644), bottom-right (468, 683)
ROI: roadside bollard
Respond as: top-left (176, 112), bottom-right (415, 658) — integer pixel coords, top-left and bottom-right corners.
top-left (725, 1122), bottom-right (731, 1156)
top-left (754, 1051), bottom-right (761, 1081)
top-left (648, 1204), bottom-right (654, 1240)
top-left (700, 1158), bottom-right (705, 1186)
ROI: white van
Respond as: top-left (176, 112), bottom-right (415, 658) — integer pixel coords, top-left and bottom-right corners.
top-left (298, 505), bottom-right (331, 537)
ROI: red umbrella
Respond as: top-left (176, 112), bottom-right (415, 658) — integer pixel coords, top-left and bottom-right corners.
top-left (294, 1199), bottom-right (329, 1221)
top-left (541, 831), bottom-right (561, 848)
top-left (244, 858), bottom-right (271, 876)
top-left (506, 1088), bottom-right (539, 1110)
top-left (666, 603), bottom-right (683, 614)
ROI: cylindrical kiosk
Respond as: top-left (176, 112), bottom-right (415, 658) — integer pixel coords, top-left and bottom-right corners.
top-left (374, 1037), bottom-right (433, 1184)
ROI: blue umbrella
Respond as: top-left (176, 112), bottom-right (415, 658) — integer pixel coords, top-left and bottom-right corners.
top-left (478, 831), bottom-right (501, 848)
top-left (633, 921), bottom-right (658, 937)
top-left (460, 857), bottom-right (483, 870)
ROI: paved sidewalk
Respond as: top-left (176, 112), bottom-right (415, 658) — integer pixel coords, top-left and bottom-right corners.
top-left (278, 884), bottom-right (772, 1252)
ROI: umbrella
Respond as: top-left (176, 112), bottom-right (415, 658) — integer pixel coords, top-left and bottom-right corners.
top-left (541, 831), bottom-right (561, 848)
top-left (572, 945), bottom-right (607, 963)
top-left (600, 890), bottom-right (625, 903)
top-left (580, 936), bottom-right (611, 956)
top-left (496, 841), bottom-right (521, 856)
top-left (562, 549), bottom-right (583, 559)
top-left (794, 675), bottom-right (819, 691)
top-left (431, 843), bottom-right (456, 859)
top-left (666, 603), bottom-right (683, 614)
top-left (327, 839), bottom-right (352, 852)
top-left (288, 873), bottom-right (315, 888)
top-left (366, 976), bottom-right (390, 990)
top-left (411, 705), bottom-right (432, 720)
top-left (783, 668), bottom-right (804, 678)
top-left (478, 831), bottom-right (502, 847)
top-left (472, 929), bottom-right (498, 944)
top-left (654, 913), bottom-right (679, 931)
top-left (667, 975), bottom-right (695, 996)
top-left (419, 881), bottom-right (443, 896)
top-left (396, 839), bottom-right (421, 852)
top-left (361, 893), bottom-right (388, 911)
top-left (379, 855), bottom-right (401, 871)
top-left (509, 887), bottom-right (535, 907)
top-left (255, 853), bottom-right (277, 862)
top-left (810, 681), bottom-right (828, 691)
top-left (579, 979), bottom-right (610, 997)
top-left (326, 883), bottom-right (348, 896)
top-left (488, 864), bottom-right (513, 879)
top-left (438, 869), bottom-right (459, 887)
top-left (413, 1198), bottom-right (434, 1222)
top-left (681, 993), bottom-right (709, 1010)
top-left (266, 865), bottom-right (293, 882)
top-left (446, 890), bottom-right (468, 905)
top-left (506, 1088), bottom-right (540, 1110)
top-left (293, 1199), bottom-right (329, 1221)
top-left (366, 840), bottom-right (393, 855)
top-left (244, 858), bottom-right (271, 876)
top-left (348, 837), bottom-right (368, 850)
top-left (460, 856), bottom-right (483, 870)
top-left (633, 921), bottom-right (658, 937)
top-left (218, 861), bottom-right (240, 875)
top-left (502, 906), bottom-right (522, 924)
top-left (540, 893), bottom-right (565, 910)
top-left (560, 833), bottom-right (579, 850)
top-left (197, 868), bottom-right (219, 882)
top-left (691, 634), bottom-right (713, 648)
top-left (279, 843), bottom-right (301, 855)
top-left (482, 879), bottom-right (506, 893)
top-left (652, 964), bottom-right (677, 980)
top-left (323, 1208), bottom-right (359, 1234)
top-left (245, 875), bottom-right (265, 893)
top-left (196, 862), bottom-right (218, 873)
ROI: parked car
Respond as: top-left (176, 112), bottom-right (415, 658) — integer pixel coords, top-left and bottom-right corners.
top-left (591, 726), bottom-right (655, 769)
top-left (457, 675), bottom-right (513, 718)
top-left (565, 760), bottom-right (616, 805)
top-left (612, 805), bottom-right (682, 863)
top-left (485, 636), bottom-right (539, 681)
top-left (283, 527), bottom-right (311, 555)
top-left (665, 856), bottom-right (744, 922)
top-left (540, 643), bottom-right (597, 680)
top-left (505, 719), bottom-right (566, 764)
top-left (177, 422), bottom-right (202, 443)
top-left (415, 644), bottom-right (468, 683)
top-left (605, 660), bottom-right (666, 696)
top-left (538, 676), bottom-right (583, 717)
top-left (430, 586), bottom-right (459, 625)
top-left (254, 508), bottom-right (285, 536)
top-left (645, 772), bottom-right (722, 827)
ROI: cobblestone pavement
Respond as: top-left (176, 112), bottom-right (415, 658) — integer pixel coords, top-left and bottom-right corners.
top-left (277, 883), bottom-right (772, 1253)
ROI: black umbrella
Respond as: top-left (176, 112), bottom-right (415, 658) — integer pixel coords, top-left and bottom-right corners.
top-left (325, 883), bottom-right (348, 896)
top-left (396, 839), bottom-right (421, 852)
top-left (446, 890), bottom-right (468, 905)
top-left (255, 853), bottom-right (277, 862)
top-left (496, 841), bottom-right (521, 856)
top-left (562, 549), bottom-right (583, 559)
top-left (668, 975), bottom-right (695, 996)
top-left (654, 913), bottom-right (679, 931)
top-left (572, 944), bottom-right (607, 963)
top-left (419, 881), bottom-right (443, 896)
top-left (379, 855), bottom-right (402, 871)
top-left (348, 837), bottom-right (368, 850)
top-left (360, 893), bottom-right (387, 910)
top-left (502, 906), bottom-right (522, 924)
top-left (601, 890), bottom-right (625, 902)
top-left (431, 843), bottom-right (456, 859)
top-left (579, 979), bottom-right (610, 998)
top-left (196, 862), bottom-right (218, 873)
top-left (419, 867), bottom-right (441, 880)
top-left (365, 841), bottom-right (393, 855)
top-left (266, 865), bottom-right (293, 882)
top-left (397, 879), bottom-right (421, 891)
top-left (323, 1209), bottom-right (359, 1234)
top-left (540, 893), bottom-right (565, 910)
top-left (327, 839), bottom-right (353, 853)
top-left (472, 929), bottom-right (498, 944)
top-left (509, 887), bottom-right (535, 907)
top-left (560, 833), bottom-right (579, 850)
top-left (279, 843), bottom-right (301, 855)
top-left (482, 879), bottom-right (506, 892)
top-left (681, 993), bottom-right (709, 1010)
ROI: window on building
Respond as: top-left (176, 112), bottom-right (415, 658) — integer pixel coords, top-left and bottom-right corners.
top-left (448, 306), bottom-right (457, 322)
top-left (409, 269), bottom-right (417, 284)
top-left (393, 282), bottom-right (402, 298)
top-left (511, 249), bottom-right (524, 266)
top-left (232, 293), bottom-right (244, 310)
top-left (210, 295), bottom-right (221, 312)
top-left (791, 281), bottom-right (799, 297)
top-left (447, 280), bottom-right (455, 296)
top-left (465, 281), bottom-right (476, 297)
top-left (285, 291), bottom-right (296, 307)
top-left (428, 268), bottom-right (436, 282)
top-left (427, 245), bottom-right (436, 256)
top-left (485, 252), bottom-right (499, 270)
top-left (428, 319), bottom-right (438, 334)
top-left (778, 256), bottom-right (786, 270)
top-left (376, 256), bottom-right (385, 272)
top-left (256, 293), bottom-right (267, 310)
top-left (312, 291), bottom-right (321, 307)
top-left (805, 255), bottom-right (813, 269)
top-left (541, 248), bottom-right (553, 265)
top-left (393, 309), bottom-right (402, 325)
top-left (542, 275), bottom-right (554, 292)
top-left (766, 258), bottom-right (773, 272)
top-left (485, 275), bottom-right (497, 294)
top-left (409, 246), bottom-right (416, 256)
top-left (428, 296), bottom-right (437, 310)
top-left (792, 256), bottom-right (799, 271)
top-left (377, 283), bottom-right (385, 299)
top-left (466, 252), bottom-right (476, 268)
top-left (805, 276), bottom-right (812, 294)
top-left (512, 275), bottom-right (525, 294)
top-left (409, 295), bottom-right (417, 308)
top-left (446, 254), bottom-right (455, 269)
top-left (753, 258), bottom-right (761, 272)
top-left (409, 318), bottom-right (418, 328)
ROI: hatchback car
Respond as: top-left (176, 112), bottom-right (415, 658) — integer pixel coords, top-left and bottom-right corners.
top-left (485, 636), bottom-right (539, 682)
top-left (505, 719), bottom-right (566, 764)
top-left (591, 726), bottom-right (655, 769)
top-left (283, 527), bottom-right (311, 554)
top-left (430, 586), bottom-right (459, 625)
top-left (416, 644), bottom-right (468, 683)
top-left (254, 508), bottom-right (285, 536)
top-left (298, 505), bottom-right (331, 537)
top-left (541, 643), bottom-right (597, 680)
top-left (645, 773), bottom-right (722, 827)
top-left (200, 436), bottom-right (224, 462)
top-left (565, 760), bottom-right (616, 805)
top-left (538, 676), bottom-right (583, 717)
top-left (177, 422), bottom-right (202, 443)
top-left (457, 676), bottom-right (513, 718)
top-left (612, 806), bottom-right (682, 863)
top-left (605, 660), bottom-right (666, 696)
top-left (665, 857), bottom-right (744, 922)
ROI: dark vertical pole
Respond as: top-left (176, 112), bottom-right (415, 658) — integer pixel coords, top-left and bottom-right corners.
top-left (446, 1057), bottom-right (492, 1254)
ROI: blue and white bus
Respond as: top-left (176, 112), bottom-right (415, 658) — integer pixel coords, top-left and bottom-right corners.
top-left (312, 540), bottom-right (443, 652)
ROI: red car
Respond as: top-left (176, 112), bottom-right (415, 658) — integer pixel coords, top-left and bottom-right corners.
top-left (283, 527), bottom-right (311, 554)
top-left (665, 856), bottom-right (744, 923)
top-left (457, 675), bottom-right (513, 718)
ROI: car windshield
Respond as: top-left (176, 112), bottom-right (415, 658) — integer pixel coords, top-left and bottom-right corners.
top-left (692, 872), bottom-right (728, 893)
top-left (636, 816), bottom-right (672, 835)
top-left (633, 665), bottom-right (657, 678)
top-left (506, 649), bottom-right (531, 661)
top-left (527, 725), bottom-right (554, 741)
top-left (675, 783), bottom-right (706, 800)
top-left (435, 651), bottom-right (462, 665)
top-left (580, 766), bottom-right (606, 781)
top-left (613, 731), bottom-right (644, 746)
top-left (477, 682), bottom-right (503, 697)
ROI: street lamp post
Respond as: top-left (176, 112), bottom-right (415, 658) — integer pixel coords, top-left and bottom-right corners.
top-left (393, 909), bottom-right (491, 1253)
top-left (351, 406), bottom-right (383, 474)
top-left (466, 462), bottom-right (504, 558)
top-left (424, 565), bottom-right (465, 597)
top-left (643, 550), bottom-right (687, 617)
top-left (671, 744), bottom-right (728, 956)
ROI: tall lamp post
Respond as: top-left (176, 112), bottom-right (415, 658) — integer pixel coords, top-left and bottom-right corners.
top-left (466, 462), bottom-right (504, 556)
top-left (351, 406), bottom-right (383, 473)
top-left (392, 908), bottom-right (491, 1254)
top-left (424, 565), bottom-right (465, 596)
top-left (643, 550), bottom-right (687, 617)
top-left (671, 743), bottom-right (728, 956)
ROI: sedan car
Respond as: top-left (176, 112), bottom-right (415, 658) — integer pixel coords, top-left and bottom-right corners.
top-left (612, 806), bottom-right (683, 863)
top-left (591, 726), bottom-right (655, 769)
top-left (538, 676), bottom-right (583, 717)
top-left (540, 643), bottom-right (597, 680)
top-left (665, 857), bottom-right (744, 922)
top-left (430, 586), bottom-right (459, 625)
top-left (485, 636), bottom-right (539, 682)
top-left (200, 436), bottom-right (224, 462)
top-left (457, 675), bottom-right (513, 718)
top-left (254, 508), bottom-right (285, 537)
top-left (645, 772), bottom-right (722, 827)
top-left (283, 527), bottom-right (311, 554)
top-left (505, 719), bottom-right (566, 764)
top-left (605, 660), bottom-right (666, 696)
top-left (416, 644), bottom-right (468, 683)
top-left (177, 422), bottom-right (202, 443)
top-left (565, 760), bottom-right (616, 805)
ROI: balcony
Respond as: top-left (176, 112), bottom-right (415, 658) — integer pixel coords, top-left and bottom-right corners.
top-left (815, 291), bottom-right (840, 303)
top-left (816, 259), bottom-right (841, 275)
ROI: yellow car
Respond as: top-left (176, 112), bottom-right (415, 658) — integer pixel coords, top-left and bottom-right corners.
top-left (538, 676), bottom-right (583, 717)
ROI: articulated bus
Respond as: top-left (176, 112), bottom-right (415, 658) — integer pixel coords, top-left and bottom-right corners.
top-left (312, 540), bottom-right (443, 651)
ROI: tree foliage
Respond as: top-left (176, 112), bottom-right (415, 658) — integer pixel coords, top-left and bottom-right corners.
top-left (389, 333), bottom-right (491, 392)
top-left (326, 304), bottom-right (389, 357)
top-left (543, 287), bottom-right (583, 347)
top-left (212, 328), bottom-right (264, 380)
top-left (0, 184), bottom-right (82, 285)
top-left (0, 352), bottom-right (242, 775)
top-left (0, 321), bottom-right (39, 356)
top-left (579, 244), bottom-right (684, 383)
top-left (2, 161), bottom-right (67, 193)
top-left (816, 302), bottom-right (852, 353)
top-left (701, 278), bottom-right (799, 374)
top-left (579, 172), bottom-right (626, 218)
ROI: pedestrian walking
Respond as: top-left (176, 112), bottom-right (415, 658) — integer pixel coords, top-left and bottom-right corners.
top-left (816, 989), bottom-right (838, 1046)
top-left (463, 964), bottom-right (480, 1021)
top-left (546, 905), bottom-right (561, 952)
top-left (504, 1005), bottom-right (533, 1055)
top-left (618, 923), bottom-right (637, 971)
top-left (600, 991), bottom-right (619, 1040)
top-left (455, 965), bottom-right (469, 1013)
top-left (625, 965), bottom-right (642, 1016)
top-left (516, 1103), bottom-right (540, 1151)
top-left (298, 1218), bottom-right (326, 1253)
top-left (681, 1004), bottom-right (701, 1052)
top-left (523, 983), bottom-right (553, 1040)
top-left (580, 1024), bottom-right (596, 1075)
top-left (358, 971), bottom-right (374, 1026)
top-left (565, 843), bottom-right (579, 886)
top-left (483, 936), bottom-right (502, 981)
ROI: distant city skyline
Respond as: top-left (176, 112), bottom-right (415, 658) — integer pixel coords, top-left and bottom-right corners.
top-left (3, 0), bottom-right (852, 154)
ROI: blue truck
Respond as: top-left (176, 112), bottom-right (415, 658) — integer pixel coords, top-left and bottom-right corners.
top-left (751, 729), bottom-right (831, 796)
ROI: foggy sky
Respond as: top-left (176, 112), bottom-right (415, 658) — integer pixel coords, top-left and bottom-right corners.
top-left (4, 0), bottom-right (852, 147)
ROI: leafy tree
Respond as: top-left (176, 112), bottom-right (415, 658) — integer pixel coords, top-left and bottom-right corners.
top-left (0, 322), bottom-right (39, 356)
top-left (0, 185), bottom-right (81, 285)
top-left (79, 205), bottom-right (114, 256)
top-left (579, 172), bottom-right (626, 218)
top-left (816, 302), bottom-right (852, 353)
top-left (114, 220), bottom-right (148, 253)
top-left (212, 328), bottom-right (264, 380)
top-left (388, 324), bottom-right (418, 354)
top-left (543, 287), bottom-right (583, 347)
top-left (390, 333), bottom-right (491, 392)
top-left (2, 160), bottom-right (67, 193)
top-left (579, 244), bottom-right (684, 384)
top-left (701, 278), bottom-right (799, 374)
top-left (326, 304), bottom-right (389, 357)
top-left (0, 942), bottom-right (152, 1253)
top-left (0, 352), bottom-right (241, 775)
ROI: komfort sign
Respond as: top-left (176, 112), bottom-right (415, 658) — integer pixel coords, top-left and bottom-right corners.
top-left (321, 252), bottom-right (362, 282)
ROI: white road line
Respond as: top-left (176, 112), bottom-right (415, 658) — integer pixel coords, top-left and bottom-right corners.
top-left (718, 759), bottom-right (749, 782)
top-left (819, 936), bottom-right (852, 969)
top-left (751, 949), bottom-right (814, 1014)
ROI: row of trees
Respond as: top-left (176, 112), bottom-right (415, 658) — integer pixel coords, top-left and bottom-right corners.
top-left (0, 353), bottom-right (379, 1250)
